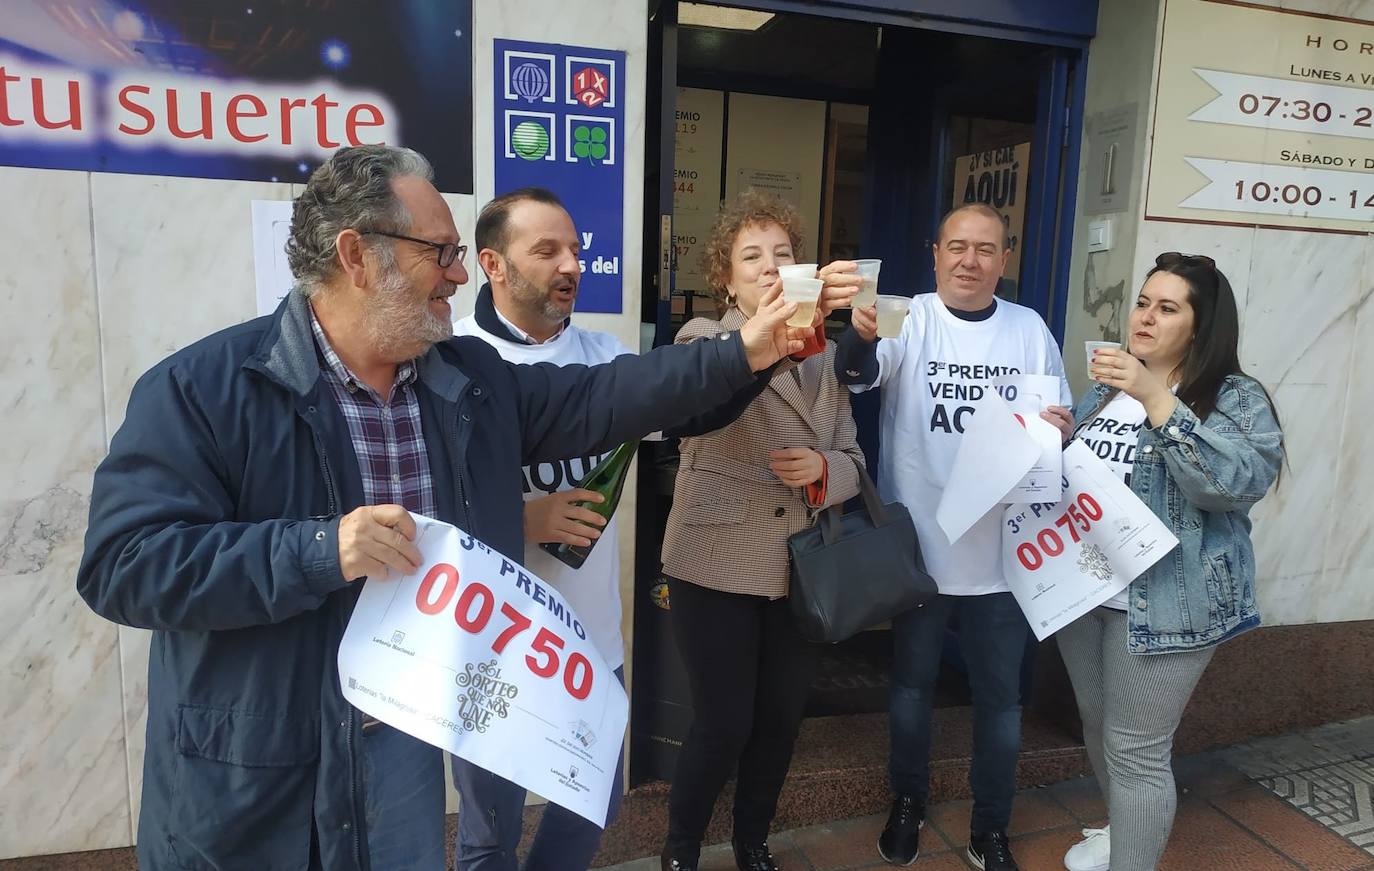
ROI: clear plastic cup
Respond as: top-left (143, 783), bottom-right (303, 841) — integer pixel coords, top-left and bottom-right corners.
top-left (1085, 341), bottom-right (1121, 380)
top-left (852, 259), bottom-right (881, 309)
top-left (875, 294), bottom-right (910, 338)
top-left (777, 263), bottom-right (818, 282)
top-left (782, 277), bottom-right (823, 328)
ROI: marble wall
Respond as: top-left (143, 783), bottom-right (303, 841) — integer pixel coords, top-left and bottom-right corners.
top-left (1062, 0), bottom-right (1374, 626)
top-left (0, 0), bottom-right (644, 858)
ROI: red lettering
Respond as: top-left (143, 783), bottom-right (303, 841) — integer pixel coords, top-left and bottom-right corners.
top-left (345, 103), bottom-right (384, 145)
top-left (416, 563), bottom-right (459, 615)
top-left (167, 89), bottom-right (212, 139)
top-left (279, 97), bottom-right (306, 145)
top-left (116, 85), bottom-right (155, 135)
top-left (525, 628), bottom-right (564, 678)
top-left (491, 602), bottom-right (532, 653)
top-left (453, 582), bottom-right (495, 633)
top-left (226, 93), bottom-right (268, 143)
top-left (32, 77), bottom-right (82, 130)
top-left (564, 653), bottom-right (593, 700)
top-left (0, 67), bottom-right (20, 126)
top-left (311, 92), bottom-right (339, 148)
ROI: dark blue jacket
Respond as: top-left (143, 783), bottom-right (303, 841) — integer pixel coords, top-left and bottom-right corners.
top-left (77, 290), bottom-right (759, 870)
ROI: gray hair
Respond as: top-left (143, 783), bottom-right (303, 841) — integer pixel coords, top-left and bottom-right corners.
top-left (286, 145), bottom-right (434, 294)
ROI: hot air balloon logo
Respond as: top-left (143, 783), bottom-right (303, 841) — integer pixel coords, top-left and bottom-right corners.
top-left (511, 61), bottom-right (551, 103)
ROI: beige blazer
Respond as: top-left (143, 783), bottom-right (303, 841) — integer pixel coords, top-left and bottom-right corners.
top-left (661, 308), bottom-right (866, 599)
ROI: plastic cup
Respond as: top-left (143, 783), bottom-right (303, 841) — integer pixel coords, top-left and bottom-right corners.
top-left (777, 263), bottom-right (818, 282)
top-left (782, 277), bottom-right (823, 328)
top-left (1085, 341), bottom-right (1121, 380)
top-left (852, 259), bottom-right (881, 309)
top-left (875, 294), bottom-right (909, 338)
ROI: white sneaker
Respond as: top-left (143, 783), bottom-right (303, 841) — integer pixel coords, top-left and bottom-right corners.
top-left (1063, 826), bottom-right (1110, 871)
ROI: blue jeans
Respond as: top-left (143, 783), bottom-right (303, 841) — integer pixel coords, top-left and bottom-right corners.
top-left (451, 667), bottom-right (626, 871)
top-left (888, 592), bottom-right (1029, 833)
top-left (362, 722), bottom-right (449, 871)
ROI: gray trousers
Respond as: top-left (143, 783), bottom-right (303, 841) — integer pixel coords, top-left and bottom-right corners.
top-left (1057, 607), bottom-right (1215, 871)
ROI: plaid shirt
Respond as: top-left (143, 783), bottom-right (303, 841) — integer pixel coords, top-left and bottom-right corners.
top-left (309, 309), bottom-right (437, 520)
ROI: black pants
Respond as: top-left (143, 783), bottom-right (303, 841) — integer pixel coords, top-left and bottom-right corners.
top-left (664, 577), bottom-right (821, 853)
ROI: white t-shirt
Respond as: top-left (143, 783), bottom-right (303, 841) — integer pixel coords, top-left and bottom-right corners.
top-left (452, 314), bottom-right (631, 668)
top-left (853, 293), bottom-right (1072, 596)
top-left (1075, 390), bottom-right (1148, 610)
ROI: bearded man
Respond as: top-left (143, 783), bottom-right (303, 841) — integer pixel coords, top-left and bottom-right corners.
top-left (77, 145), bottom-right (808, 871)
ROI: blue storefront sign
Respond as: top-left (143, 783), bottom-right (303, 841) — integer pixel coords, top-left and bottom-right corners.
top-left (494, 39), bottom-right (625, 314)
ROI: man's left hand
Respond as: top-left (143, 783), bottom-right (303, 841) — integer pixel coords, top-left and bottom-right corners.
top-left (1040, 405), bottom-right (1075, 444)
top-left (740, 283), bottom-right (806, 370)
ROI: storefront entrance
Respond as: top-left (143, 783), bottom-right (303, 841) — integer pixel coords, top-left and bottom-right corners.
top-left (631, 0), bottom-right (1094, 786)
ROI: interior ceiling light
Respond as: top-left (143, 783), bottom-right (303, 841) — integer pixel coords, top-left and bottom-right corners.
top-left (678, 3), bottom-right (776, 31)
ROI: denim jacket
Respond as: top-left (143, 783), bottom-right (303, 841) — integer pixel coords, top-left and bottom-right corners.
top-left (1070, 375), bottom-right (1284, 654)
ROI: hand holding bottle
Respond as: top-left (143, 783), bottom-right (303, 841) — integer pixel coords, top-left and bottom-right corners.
top-left (541, 442), bottom-right (638, 569)
top-left (524, 489), bottom-right (606, 548)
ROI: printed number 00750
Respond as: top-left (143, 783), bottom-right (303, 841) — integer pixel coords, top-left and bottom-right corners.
top-left (1015, 493), bottom-right (1104, 572)
top-left (414, 563), bottom-right (594, 700)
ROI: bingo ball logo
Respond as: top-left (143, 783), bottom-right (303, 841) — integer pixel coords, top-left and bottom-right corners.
top-left (511, 61), bottom-right (551, 103)
top-left (511, 120), bottom-right (550, 161)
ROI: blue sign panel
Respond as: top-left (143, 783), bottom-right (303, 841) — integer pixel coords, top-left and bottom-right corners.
top-left (494, 39), bottom-right (625, 314)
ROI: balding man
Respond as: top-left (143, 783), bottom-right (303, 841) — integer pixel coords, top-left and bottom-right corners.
top-left (837, 204), bottom-right (1072, 871)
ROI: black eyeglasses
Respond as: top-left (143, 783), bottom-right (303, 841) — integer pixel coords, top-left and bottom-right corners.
top-left (1156, 251), bottom-right (1216, 269)
top-left (364, 231), bottom-right (467, 268)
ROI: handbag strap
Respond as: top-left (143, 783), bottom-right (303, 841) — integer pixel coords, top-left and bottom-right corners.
top-left (856, 465), bottom-right (889, 526)
top-left (817, 463), bottom-right (887, 546)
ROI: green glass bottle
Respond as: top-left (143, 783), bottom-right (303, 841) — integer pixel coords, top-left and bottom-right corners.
top-left (540, 441), bottom-right (638, 569)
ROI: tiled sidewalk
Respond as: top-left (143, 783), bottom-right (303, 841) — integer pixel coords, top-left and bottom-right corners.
top-left (602, 717), bottom-right (1374, 871)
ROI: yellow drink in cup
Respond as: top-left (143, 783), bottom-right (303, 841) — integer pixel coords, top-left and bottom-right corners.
top-left (875, 294), bottom-right (909, 338)
top-left (782, 277), bottom-right (823, 328)
top-left (853, 259), bottom-right (881, 309)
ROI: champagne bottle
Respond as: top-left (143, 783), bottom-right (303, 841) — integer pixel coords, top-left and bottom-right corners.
top-left (540, 441), bottom-right (638, 569)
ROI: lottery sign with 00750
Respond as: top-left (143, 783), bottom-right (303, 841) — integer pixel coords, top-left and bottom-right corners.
top-left (1001, 441), bottom-right (1179, 641)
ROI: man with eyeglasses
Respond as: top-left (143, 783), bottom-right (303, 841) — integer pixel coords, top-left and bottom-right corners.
top-left (77, 144), bottom-right (811, 871)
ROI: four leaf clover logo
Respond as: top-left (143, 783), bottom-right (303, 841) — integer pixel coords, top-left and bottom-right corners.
top-left (572, 124), bottom-right (609, 163)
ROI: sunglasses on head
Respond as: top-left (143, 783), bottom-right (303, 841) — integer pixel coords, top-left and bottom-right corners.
top-left (1155, 251), bottom-right (1216, 269)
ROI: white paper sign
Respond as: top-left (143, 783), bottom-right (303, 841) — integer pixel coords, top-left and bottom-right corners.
top-left (994, 374), bottom-right (1064, 504)
top-left (252, 199), bottom-right (296, 316)
top-left (936, 391), bottom-right (1039, 545)
top-left (338, 516), bottom-right (628, 827)
top-left (1001, 442), bottom-right (1180, 641)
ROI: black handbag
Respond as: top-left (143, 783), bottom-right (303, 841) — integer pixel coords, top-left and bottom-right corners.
top-left (786, 467), bottom-right (936, 643)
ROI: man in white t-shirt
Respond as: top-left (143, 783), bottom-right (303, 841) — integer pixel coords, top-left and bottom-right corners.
top-left (448, 187), bottom-right (627, 871)
top-left (837, 204), bottom-right (1073, 871)
top-left (448, 188), bottom-right (765, 871)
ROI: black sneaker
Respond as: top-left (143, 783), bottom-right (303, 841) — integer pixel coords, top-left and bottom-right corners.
top-left (661, 841), bottom-right (700, 871)
top-left (967, 830), bottom-right (1019, 871)
top-left (732, 838), bottom-right (781, 871)
top-left (660, 855), bottom-right (698, 871)
top-left (877, 794), bottom-right (925, 865)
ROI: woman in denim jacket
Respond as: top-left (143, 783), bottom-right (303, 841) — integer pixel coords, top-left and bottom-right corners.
top-left (1058, 253), bottom-right (1285, 871)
